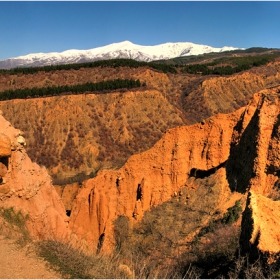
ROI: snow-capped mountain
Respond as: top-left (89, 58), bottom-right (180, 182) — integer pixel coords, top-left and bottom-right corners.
top-left (0, 41), bottom-right (241, 69)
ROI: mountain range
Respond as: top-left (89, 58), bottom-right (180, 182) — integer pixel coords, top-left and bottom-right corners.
top-left (0, 41), bottom-right (241, 69)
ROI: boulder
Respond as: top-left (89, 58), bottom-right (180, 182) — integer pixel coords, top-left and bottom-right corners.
top-left (16, 135), bottom-right (26, 146)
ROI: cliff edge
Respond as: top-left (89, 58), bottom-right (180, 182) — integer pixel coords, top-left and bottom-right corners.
top-left (0, 112), bottom-right (70, 242)
top-left (68, 86), bottom-right (280, 260)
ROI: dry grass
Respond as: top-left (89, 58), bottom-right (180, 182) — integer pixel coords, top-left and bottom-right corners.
top-left (36, 240), bottom-right (128, 279)
top-left (0, 207), bottom-right (31, 246)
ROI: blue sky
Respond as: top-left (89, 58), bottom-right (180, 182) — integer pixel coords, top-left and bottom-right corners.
top-left (0, 1), bottom-right (280, 61)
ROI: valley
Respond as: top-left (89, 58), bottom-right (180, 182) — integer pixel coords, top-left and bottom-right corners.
top-left (1, 51), bottom-right (280, 278)
top-left (1, 57), bottom-right (280, 182)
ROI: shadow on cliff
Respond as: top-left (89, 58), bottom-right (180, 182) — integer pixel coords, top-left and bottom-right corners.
top-left (226, 107), bottom-right (260, 194)
top-left (266, 113), bottom-right (280, 178)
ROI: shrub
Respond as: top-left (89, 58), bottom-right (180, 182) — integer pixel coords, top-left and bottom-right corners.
top-left (229, 252), bottom-right (274, 279)
top-left (222, 199), bottom-right (242, 224)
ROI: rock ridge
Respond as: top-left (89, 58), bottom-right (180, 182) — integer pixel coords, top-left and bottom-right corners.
top-left (3, 86), bottom-right (280, 262)
top-left (0, 114), bottom-right (70, 242)
top-left (68, 86), bottom-right (280, 258)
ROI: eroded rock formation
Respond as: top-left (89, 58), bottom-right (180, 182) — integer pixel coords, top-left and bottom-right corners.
top-left (1, 61), bottom-right (280, 180)
top-left (2, 85), bottom-right (280, 262)
top-left (240, 190), bottom-right (280, 262)
top-left (68, 86), bottom-right (280, 259)
top-left (0, 113), bottom-right (70, 242)
top-left (69, 105), bottom-right (242, 251)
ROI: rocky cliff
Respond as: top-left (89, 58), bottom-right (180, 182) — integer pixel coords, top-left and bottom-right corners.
top-left (240, 190), bottom-right (280, 263)
top-left (0, 112), bottom-right (70, 241)
top-left (68, 102), bottom-right (243, 252)
top-left (68, 86), bottom-right (280, 261)
top-left (2, 85), bottom-right (280, 263)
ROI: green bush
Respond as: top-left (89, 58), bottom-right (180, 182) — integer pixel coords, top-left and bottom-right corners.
top-left (222, 200), bottom-right (242, 224)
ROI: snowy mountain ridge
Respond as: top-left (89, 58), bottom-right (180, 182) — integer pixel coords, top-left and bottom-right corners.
top-left (0, 40), bottom-right (241, 69)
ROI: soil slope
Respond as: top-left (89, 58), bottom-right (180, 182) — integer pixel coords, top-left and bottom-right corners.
top-left (1, 62), bottom-right (280, 182)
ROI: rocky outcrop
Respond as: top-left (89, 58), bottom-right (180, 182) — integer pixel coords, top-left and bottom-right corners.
top-left (68, 105), bottom-right (244, 252)
top-left (68, 86), bottom-right (280, 257)
top-left (69, 98), bottom-right (244, 253)
top-left (0, 114), bottom-right (70, 242)
top-left (0, 133), bottom-right (11, 158)
top-left (240, 190), bottom-right (280, 262)
top-left (2, 84), bottom-right (280, 261)
top-left (226, 90), bottom-right (280, 195)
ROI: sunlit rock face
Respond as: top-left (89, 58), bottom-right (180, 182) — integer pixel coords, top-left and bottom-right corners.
top-left (3, 85), bottom-right (280, 262)
top-left (0, 114), bottom-right (70, 242)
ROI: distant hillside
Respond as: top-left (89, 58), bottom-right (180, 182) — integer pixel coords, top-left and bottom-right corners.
top-left (156, 47), bottom-right (280, 65)
top-left (1, 57), bottom-right (280, 184)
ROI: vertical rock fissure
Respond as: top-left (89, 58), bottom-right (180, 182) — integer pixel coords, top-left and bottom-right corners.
top-left (97, 232), bottom-right (105, 254)
top-left (136, 184), bottom-right (142, 201)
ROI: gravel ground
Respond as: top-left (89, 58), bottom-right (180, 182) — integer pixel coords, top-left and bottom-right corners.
top-left (0, 235), bottom-right (61, 279)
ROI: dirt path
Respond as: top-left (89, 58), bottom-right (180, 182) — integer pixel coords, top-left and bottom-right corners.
top-left (0, 235), bottom-right (62, 279)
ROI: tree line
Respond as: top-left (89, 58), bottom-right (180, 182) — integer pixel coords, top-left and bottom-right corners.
top-left (0, 78), bottom-right (143, 101)
top-left (181, 53), bottom-right (280, 75)
top-left (0, 58), bottom-right (177, 75)
top-left (1, 52), bottom-right (279, 77)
